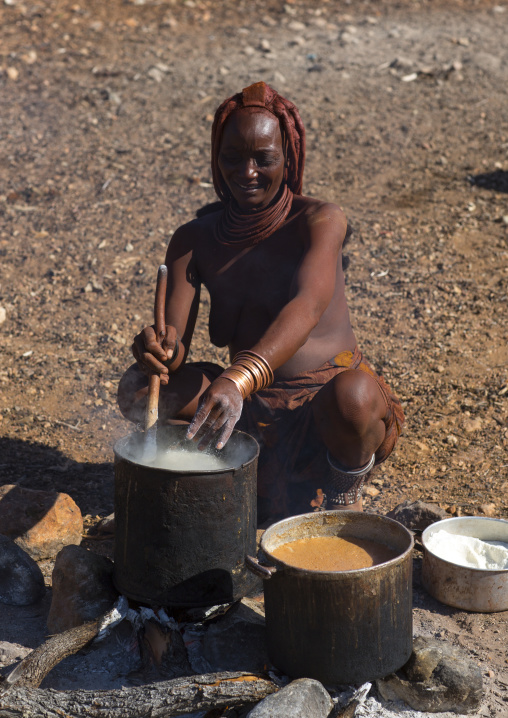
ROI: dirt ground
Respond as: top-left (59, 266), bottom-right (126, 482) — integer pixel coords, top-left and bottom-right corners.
top-left (0, 0), bottom-right (507, 714)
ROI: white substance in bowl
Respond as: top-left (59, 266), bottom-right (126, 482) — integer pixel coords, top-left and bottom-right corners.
top-left (144, 447), bottom-right (231, 472)
top-left (426, 529), bottom-right (508, 570)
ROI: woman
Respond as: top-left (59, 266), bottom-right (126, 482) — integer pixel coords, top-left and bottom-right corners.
top-left (118, 81), bottom-right (404, 523)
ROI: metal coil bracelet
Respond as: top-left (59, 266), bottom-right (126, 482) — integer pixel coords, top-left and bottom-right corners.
top-left (220, 350), bottom-right (274, 399)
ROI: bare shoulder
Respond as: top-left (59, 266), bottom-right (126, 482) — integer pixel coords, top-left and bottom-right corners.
top-left (293, 196), bottom-right (348, 245)
top-left (166, 209), bottom-right (219, 256)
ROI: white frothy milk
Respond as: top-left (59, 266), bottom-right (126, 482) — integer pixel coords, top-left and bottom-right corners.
top-left (426, 529), bottom-right (508, 570)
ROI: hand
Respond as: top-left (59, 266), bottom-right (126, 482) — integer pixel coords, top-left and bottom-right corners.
top-left (186, 377), bottom-right (243, 450)
top-left (132, 325), bottom-right (179, 384)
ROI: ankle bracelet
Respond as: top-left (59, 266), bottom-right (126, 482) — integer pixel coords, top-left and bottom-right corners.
top-left (325, 452), bottom-right (375, 506)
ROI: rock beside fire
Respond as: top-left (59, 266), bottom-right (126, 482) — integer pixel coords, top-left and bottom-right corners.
top-left (0, 534), bottom-right (45, 606)
top-left (386, 500), bottom-right (448, 531)
top-left (376, 636), bottom-right (483, 713)
top-left (202, 597), bottom-right (268, 673)
top-left (47, 545), bottom-right (118, 633)
top-left (246, 678), bottom-right (334, 717)
top-left (0, 484), bottom-right (83, 560)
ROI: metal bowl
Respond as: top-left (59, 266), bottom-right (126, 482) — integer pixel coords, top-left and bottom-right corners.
top-left (422, 516), bottom-right (508, 612)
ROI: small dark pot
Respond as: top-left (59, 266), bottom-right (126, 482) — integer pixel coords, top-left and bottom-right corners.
top-left (246, 511), bottom-right (413, 686)
top-left (114, 426), bottom-right (259, 608)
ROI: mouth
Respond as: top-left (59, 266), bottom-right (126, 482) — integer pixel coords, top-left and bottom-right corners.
top-left (234, 182), bottom-right (262, 193)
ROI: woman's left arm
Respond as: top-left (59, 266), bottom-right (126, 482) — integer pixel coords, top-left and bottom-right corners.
top-left (187, 202), bottom-right (347, 448)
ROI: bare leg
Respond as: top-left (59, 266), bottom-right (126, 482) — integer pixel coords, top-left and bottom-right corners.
top-left (311, 369), bottom-right (387, 511)
top-left (117, 363), bottom-right (220, 426)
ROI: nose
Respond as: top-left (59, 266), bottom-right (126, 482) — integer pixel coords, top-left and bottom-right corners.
top-left (238, 158), bottom-right (258, 180)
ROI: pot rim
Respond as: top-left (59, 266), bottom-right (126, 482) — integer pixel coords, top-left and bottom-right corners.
top-left (259, 510), bottom-right (414, 576)
top-left (113, 427), bottom-right (260, 475)
top-left (422, 516), bottom-right (508, 574)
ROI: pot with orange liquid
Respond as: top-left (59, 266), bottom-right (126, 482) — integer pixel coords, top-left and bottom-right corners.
top-left (246, 511), bottom-right (414, 685)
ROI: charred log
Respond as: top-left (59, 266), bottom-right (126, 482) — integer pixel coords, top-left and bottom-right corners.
top-left (0, 672), bottom-right (278, 718)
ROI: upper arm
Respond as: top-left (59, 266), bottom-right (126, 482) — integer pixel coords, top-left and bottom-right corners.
top-left (292, 203), bottom-right (347, 316)
top-left (164, 224), bottom-right (201, 348)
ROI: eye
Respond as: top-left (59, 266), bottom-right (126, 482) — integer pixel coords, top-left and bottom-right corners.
top-left (220, 152), bottom-right (240, 165)
top-left (255, 152), bottom-right (280, 167)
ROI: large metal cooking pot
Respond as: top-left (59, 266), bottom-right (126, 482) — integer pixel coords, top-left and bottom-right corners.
top-left (113, 426), bottom-right (259, 608)
top-left (246, 511), bottom-right (414, 685)
top-left (422, 516), bottom-right (508, 612)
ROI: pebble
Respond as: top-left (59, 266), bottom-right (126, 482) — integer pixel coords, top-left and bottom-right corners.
top-left (479, 503), bottom-right (497, 517)
top-left (0, 306), bottom-right (6, 324)
top-left (288, 20), bottom-right (306, 32)
top-left (147, 67), bottom-right (164, 83)
top-left (6, 67), bottom-right (19, 81)
top-left (0, 535), bottom-right (45, 606)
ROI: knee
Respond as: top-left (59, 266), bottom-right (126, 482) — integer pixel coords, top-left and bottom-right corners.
top-left (329, 370), bottom-right (385, 433)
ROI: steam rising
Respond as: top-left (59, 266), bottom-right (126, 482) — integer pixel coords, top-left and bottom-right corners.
top-left (116, 425), bottom-right (258, 473)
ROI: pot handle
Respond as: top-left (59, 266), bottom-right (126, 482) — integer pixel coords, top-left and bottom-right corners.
top-left (245, 554), bottom-right (277, 580)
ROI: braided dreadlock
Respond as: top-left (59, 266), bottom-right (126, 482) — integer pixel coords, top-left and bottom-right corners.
top-left (211, 81), bottom-right (306, 246)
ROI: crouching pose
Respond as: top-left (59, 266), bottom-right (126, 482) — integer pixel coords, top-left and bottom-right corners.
top-left (118, 81), bottom-right (404, 524)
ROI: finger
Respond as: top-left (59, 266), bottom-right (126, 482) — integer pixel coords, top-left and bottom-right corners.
top-left (161, 325), bottom-right (177, 352)
top-left (134, 334), bottom-right (169, 376)
top-left (215, 411), bottom-right (241, 450)
top-left (141, 352), bottom-right (169, 376)
top-left (141, 327), bottom-right (168, 362)
top-left (186, 400), bottom-right (213, 440)
top-left (196, 411), bottom-right (227, 451)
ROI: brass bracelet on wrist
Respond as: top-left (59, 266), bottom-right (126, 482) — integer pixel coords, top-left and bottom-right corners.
top-left (220, 350), bottom-right (274, 400)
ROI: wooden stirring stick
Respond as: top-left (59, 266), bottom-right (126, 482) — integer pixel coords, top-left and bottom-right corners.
top-left (143, 264), bottom-right (168, 460)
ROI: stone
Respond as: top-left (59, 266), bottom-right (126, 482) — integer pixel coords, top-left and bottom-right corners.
top-left (0, 534), bottom-right (45, 606)
top-left (479, 503), bottom-right (497, 517)
top-left (0, 641), bottom-right (32, 667)
top-left (47, 545), bottom-right (118, 633)
top-left (377, 636), bottom-right (483, 714)
top-left (202, 598), bottom-right (268, 673)
top-left (0, 306), bottom-right (6, 324)
top-left (247, 678), bottom-right (333, 717)
top-left (0, 485), bottom-right (83, 560)
top-left (386, 500), bottom-right (448, 531)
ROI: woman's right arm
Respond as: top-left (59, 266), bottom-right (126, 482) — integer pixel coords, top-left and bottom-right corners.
top-left (131, 225), bottom-right (201, 383)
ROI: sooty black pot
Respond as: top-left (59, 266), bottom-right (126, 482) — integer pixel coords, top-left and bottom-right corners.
top-left (113, 426), bottom-right (259, 608)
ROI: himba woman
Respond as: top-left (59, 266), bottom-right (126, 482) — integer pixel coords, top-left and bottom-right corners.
top-left (118, 81), bottom-right (404, 524)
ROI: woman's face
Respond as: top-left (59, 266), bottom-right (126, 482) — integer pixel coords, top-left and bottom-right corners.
top-left (218, 108), bottom-right (285, 211)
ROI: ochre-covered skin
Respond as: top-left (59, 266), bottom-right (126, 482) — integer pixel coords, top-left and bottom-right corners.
top-left (119, 82), bottom-right (404, 519)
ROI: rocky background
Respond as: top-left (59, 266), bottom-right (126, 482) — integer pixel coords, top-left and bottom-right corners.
top-left (0, 0), bottom-right (507, 715)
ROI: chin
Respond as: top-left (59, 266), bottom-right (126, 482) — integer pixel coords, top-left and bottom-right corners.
top-left (232, 190), bottom-right (277, 212)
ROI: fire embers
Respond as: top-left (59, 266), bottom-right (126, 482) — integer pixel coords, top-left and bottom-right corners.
top-left (129, 609), bottom-right (192, 684)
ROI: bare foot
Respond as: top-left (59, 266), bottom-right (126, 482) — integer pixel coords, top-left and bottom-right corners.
top-left (327, 498), bottom-right (363, 512)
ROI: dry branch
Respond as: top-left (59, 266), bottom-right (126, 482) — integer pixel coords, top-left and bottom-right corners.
top-left (0, 671), bottom-right (278, 718)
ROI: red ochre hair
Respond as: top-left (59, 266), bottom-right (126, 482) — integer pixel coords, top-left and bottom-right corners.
top-left (211, 81), bottom-right (306, 203)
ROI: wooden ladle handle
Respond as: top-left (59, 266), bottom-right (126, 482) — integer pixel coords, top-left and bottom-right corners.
top-left (145, 265), bottom-right (168, 432)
